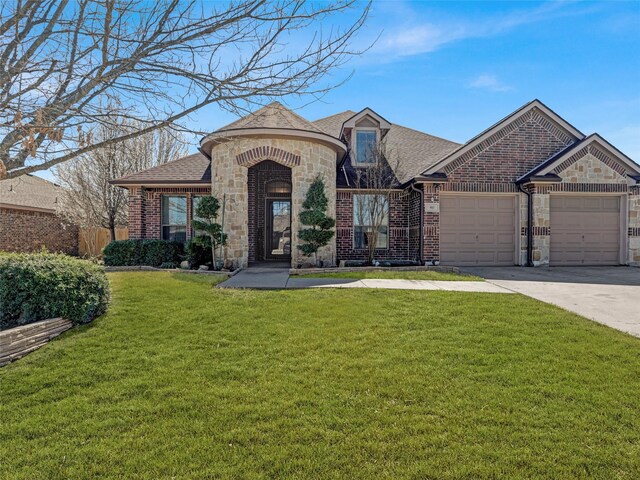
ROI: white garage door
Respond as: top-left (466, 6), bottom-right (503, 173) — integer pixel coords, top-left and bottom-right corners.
top-left (440, 195), bottom-right (517, 266)
top-left (550, 195), bottom-right (621, 266)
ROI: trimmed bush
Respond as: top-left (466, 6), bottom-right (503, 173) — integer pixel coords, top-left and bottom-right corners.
top-left (103, 239), bottom-right (184, 267)
top-left (0, 252), bottom-right (110, 330)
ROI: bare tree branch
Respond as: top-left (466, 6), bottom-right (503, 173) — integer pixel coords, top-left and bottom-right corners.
top-left (55, 117), bottom-right (187, 242)
top-left (0, 0), bottom-right (371, 178)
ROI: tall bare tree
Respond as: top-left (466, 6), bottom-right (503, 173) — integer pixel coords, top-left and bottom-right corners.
top-left (0, 0), bottom-right (370, 179)
top-left (55, 120), bottom-right (186, 242)
top-left (352, 140), bottom-right (405, 265)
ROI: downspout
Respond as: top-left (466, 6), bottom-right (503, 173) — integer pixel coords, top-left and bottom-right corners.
top-left (410, 182), bottom-right (424, 264)
top-left (517, 183), bottom-right (533, 267)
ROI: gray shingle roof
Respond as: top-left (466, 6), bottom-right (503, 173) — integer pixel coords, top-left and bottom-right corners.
top-left (0, 175), bottom-right (63, 212)
top-left (111, 153), bottom-right (211, 185)
top-left (113, 106), bottom-right (460, 186)
top-left (217, 102), bottom-right (326, 134)
top-left (313, 111), bottom-right (460, 184)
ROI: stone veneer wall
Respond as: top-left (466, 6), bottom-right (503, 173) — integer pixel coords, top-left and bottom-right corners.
top-left (210, 138), bottom-right (337, 268)
top-left (529, 150), bottom-right (634, 265)
top-left (0, 207), bottom-right (78, 255)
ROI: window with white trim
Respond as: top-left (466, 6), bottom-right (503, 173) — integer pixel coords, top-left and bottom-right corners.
top-left (161, 195), bottom-right (187, 242)
top-left (354, 129), bottom-right (377, 164)
top-left (353, 193), bottom-right (389, 249)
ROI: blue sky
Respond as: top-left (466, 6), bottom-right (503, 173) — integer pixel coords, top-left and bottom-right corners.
top-left (38, 0), bottom-right (640, 180)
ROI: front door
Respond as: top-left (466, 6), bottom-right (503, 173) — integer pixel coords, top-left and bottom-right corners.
top-left (266, 200), bottom-right (291, 260)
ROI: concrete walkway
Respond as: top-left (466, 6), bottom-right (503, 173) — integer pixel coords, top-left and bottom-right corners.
top-left (463, 266), bottom-right (640, 338)
top-left (217, 266), bottom-right (290, 289)
top-left (219, 267), bottom-right (513, 293)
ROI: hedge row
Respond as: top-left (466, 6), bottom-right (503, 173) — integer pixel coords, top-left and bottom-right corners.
top-left (103, 239), bottom-right (184, 267)
top-left (0, 252), bottom-right (110, 330)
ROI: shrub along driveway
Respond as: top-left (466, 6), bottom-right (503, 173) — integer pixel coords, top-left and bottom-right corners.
top-left (1, 272), bottom-right (639, 478)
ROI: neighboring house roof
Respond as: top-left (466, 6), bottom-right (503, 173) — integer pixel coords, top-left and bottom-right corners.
top-left (422, 99), bottom-right (585, 176)
top-left (111, 153), bottom-right (211, 186)
top-left (517, 133), bottom-right (640, 184)
top-left (0, 174), bottom-right (62, 213)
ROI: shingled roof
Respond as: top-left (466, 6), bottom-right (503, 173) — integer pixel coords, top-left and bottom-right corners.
top-left (313, 111), bottom-right (460, 184)
top-left (0, 175), bottom-right (63, 213)
top-left (114, 106), bottom-right (460, 186)
top-left (217, 102), bottom-right (327, 134)
top-left (111, 153), bottom-right (211, 186)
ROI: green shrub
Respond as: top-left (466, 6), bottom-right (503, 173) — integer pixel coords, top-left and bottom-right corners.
top-left (103, 239), bottom-right (183, 267)
top-left (185, 237), bottom-right (212, 269)
top-left (0, 252), bottom-right (110, 330)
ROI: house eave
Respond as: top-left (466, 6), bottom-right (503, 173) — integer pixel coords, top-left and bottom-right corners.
top-left (109, 180), bottom-right (211, 188)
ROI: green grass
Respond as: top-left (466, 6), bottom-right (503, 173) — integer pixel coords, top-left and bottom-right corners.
top-left (297, 270), bottom-right (482, 281)
top-left (1, 272), bottom-right (639, 479)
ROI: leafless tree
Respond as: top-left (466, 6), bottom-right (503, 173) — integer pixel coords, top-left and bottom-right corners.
top-left (0, 0), bottom-right (370, 179)
top-left (55, 119), bottom-right (186, 242)
top-left (352, 140), bottom-right (405, 265)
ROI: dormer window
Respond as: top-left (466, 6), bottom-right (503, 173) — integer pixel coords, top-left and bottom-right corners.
top-left (354, 129), bottom-right (378, 164)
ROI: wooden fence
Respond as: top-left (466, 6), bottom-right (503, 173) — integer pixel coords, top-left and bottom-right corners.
top-left (79, 227), bottom-right (128, 257)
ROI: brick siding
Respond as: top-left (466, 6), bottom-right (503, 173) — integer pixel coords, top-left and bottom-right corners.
top-left (127, 186), bottom-right (212, 240)
top-left (336, 189), bottom-right (409, 262)
top-left (0, 207), bottom-right (78, 255)
top-left (422, 111), bottom-right (580, 263)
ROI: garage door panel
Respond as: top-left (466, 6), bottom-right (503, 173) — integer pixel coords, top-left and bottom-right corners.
top-left (440, 195), bottom-right (516, 266)
top-left (550, 195), bottom-right (620, 266)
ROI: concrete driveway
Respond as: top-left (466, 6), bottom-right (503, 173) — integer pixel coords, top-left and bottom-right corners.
top-left (462, 266), bottom-right (640, 337)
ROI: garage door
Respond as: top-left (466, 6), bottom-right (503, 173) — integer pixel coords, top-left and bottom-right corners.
top-left (440, 195), bottom-right (516, 266)
top-left (550, 196), bottom-right (621, 266)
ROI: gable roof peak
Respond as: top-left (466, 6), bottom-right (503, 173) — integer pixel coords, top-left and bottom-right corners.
top-left (422, 99), bottom-right (585, 176)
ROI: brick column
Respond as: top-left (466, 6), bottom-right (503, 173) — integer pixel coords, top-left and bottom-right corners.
top-left (422, 184), bottom-right (439, 264)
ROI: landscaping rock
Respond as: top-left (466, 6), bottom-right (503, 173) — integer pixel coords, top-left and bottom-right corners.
top-left (198, 265), bottom-right (209, 271)
top-left (180, 260), bottom-right (190, 269)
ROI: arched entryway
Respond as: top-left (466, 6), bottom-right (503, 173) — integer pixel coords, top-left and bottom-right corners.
top-left (247, 160), bottom-right (292, 263)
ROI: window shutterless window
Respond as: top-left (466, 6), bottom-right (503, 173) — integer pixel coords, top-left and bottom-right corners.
top-left (353, 194), bottom-right (389, 249)
top-left (354, 129), bottom-right (377, 164)
top-left (161, 195), bottom-right (187, 242)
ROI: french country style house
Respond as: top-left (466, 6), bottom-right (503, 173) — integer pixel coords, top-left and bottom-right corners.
top-left (112, 100), bottom-right (640, 268)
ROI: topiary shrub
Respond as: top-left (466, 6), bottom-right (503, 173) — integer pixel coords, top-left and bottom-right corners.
top-left (103, 239), bottom-right (183, 267)
top-left (0, 252), bottom-right (110, 330)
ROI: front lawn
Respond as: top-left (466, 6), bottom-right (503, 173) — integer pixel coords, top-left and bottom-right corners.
top-left (1, 272), bottom-right (639, 478)
top-left (298, 269), bottom-right (481, 281)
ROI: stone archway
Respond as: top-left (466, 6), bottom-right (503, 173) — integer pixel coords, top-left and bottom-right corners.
top-left (210, 138), bottom-right (338, 268)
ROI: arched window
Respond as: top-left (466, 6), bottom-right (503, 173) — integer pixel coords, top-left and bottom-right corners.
top-left (266, 180), bottom-right (291, 194)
